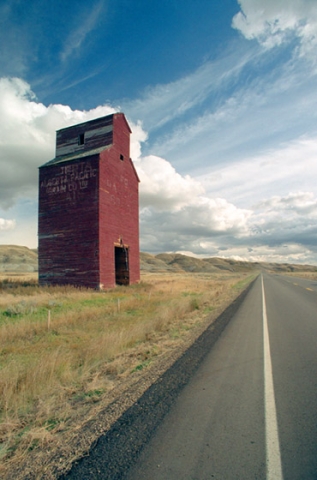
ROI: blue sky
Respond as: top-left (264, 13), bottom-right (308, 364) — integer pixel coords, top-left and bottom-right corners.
top-left (1, 0), bottom-right (317, 264)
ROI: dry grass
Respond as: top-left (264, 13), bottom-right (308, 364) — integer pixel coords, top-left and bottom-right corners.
top-left (0, 270), bottom-right (257, 474)
top-left (279, 271), bottom-right (317, 281)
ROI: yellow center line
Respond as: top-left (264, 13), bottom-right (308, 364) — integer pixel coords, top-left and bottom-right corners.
top-left (306, 288), bottom-right (313, 291)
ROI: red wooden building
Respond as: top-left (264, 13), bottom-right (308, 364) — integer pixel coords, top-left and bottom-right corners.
top-left (38, 113), bottom-right (140, 289)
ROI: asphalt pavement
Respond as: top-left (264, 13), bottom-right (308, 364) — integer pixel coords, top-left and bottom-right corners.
top-left (62, 273), bottom-right (317, 479)
top-left (126, 273), bottom-right (317, 480)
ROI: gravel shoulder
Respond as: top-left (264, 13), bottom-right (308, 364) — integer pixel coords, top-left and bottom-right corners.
top-left (61, 279), bottom-right (255, 480)
top-left (5, 278), bottom-right (256, 480)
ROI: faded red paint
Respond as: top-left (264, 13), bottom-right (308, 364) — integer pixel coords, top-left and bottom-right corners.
top-left (38, 113), bottom-right (140, 289)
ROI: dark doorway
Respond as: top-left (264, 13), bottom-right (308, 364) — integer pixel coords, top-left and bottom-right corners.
top-left (115, 246), bottom-right (129, 286)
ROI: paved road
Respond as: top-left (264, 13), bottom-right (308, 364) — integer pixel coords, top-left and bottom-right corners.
top-left (125, 273), bottom-right (317, 480)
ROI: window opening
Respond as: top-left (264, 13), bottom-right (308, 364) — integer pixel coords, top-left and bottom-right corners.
top-left (120, 154), bottom-right (124, 161)
top-left (78, 133), bottom-right (85, 145)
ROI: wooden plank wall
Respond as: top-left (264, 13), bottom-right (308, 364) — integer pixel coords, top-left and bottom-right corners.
top-left (38, 156), bottom-right (100, 288)
top-left (56, 115), bottom-right (113, 158)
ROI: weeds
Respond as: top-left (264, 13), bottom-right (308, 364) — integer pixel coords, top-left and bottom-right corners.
top-left (0, 271), bottom-right (256, 469)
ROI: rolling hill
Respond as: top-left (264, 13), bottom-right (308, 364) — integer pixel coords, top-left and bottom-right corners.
top-left (1, 245), bottom-right (316, 275)
top-left (0, 245), bottom-right (38, 272)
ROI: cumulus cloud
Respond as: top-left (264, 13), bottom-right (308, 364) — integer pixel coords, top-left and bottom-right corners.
top-left (133, 153), bottom-right (252, 254)
top-left (1, 77), bottom-right (253, 254)
top-left (135, 155), bottom-right (204, 210)
top-left (256, 191), bottom-right (317, 215)
top-left (130, 122), bottom-right (148, 161)
top-left (252, 191), bottom-right (317, 242)
top-left (138, 158), bottom-right (252, 254)
top-left (212, 243), bottom-right (313, 264)
top-left (1, 75), bottom-right (317, 264)
top-left (0, 77), bottom-right (119, 208)
top-left (0, 77), bottom-right (151, 209)
top-left (139, 185), bottom-right (317, 264)
top-left (143, 196), bottom-right (251, 236)
top-left (0, 77), bottom-right (171, 216)
top-left (0, 218), bottom-right (15, 231)
top-left (232, 0), bottom-right (317, 58)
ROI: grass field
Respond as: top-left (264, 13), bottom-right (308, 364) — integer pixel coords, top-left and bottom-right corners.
top-left (0, 270), bottom-right (257, 477)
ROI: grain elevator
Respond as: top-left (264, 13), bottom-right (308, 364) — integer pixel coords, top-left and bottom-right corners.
top-left (38, 113), bottom-right (140, 289)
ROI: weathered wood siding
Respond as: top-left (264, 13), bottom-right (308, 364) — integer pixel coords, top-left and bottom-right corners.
top-left (56, 116), bottom-right (113, 158)
top-left (38, 112), bottom-right (140, 289)
top-left (38, 156), bottom-right (100, 288)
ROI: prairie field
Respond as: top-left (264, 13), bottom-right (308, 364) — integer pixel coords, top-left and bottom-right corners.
top-left (0, 270), bottom-right (257, 478)
top-left (281, 271), bottom-right (317, 280)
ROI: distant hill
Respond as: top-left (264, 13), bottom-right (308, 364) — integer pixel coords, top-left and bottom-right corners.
top-left (141, 252), bottom-right (317, 274)
top-left (0, 245), bottom-right (38, 272)
top-left (0, 245), bottom-right (316, 275)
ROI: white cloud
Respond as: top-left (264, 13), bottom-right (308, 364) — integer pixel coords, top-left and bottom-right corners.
top-left (0, 77), bottom-right (149, 205)
top-left (123, 44), bottom-right (256, 133)
top-left (0, 218), bottom-right (15, 231)
top-left (135, 155), bottom-right (204, 210)
top-left (0, 77), bottom-right (123, 208)
top-left (0, 75), bottom-right (251, 252)
top-left (232, 0), bottom-right (317, 58)
top-left (132, 154), bottom-right (253, 255)
top-left (143, 44), bottom-right (317, 183)
top-left (60, 0), bottom-right (105, 62)
top-left (140, 177), bottom-right (317, 264)
top-left (1, 74), bottom-right (317, 264)
top-left (200, 134), bottom-right (317, 207)
top-left (214, 243), bottom-right (313, 264)
top-left (135, 154), bottom-right (252, 248)
top-left (165, 197), bottom-right (251, 236)
top-left (130, 121), bottom-right (148, 161)
top-left (251, 191), bottom-right (317, 240)
top-left (256, 191), bottom-right (317, 214)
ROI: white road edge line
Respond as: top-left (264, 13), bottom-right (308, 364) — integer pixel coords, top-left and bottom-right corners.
top-left (262, 274), bottom-right (283, 480)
